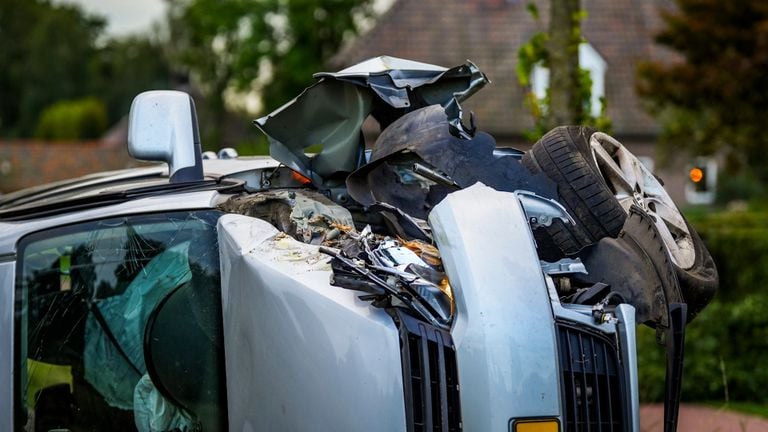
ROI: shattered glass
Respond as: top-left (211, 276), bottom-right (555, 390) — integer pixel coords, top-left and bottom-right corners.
top-left (83, 241), bottom-right (192, 409)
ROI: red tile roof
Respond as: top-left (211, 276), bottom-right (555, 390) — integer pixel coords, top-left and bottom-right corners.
top-left (0, 140), bottom-right (136, 192)
top-left (333, 0), bottom-right (678, 138)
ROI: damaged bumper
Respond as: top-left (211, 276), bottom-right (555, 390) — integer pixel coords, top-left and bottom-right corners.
top-left (218, 184), bottom-right (640, 431)
top-left (430, 184), bottom-right (560, 429)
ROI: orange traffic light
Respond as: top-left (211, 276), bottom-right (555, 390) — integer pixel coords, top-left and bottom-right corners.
top-left (685, 159), bottom-right (717, 204)
top-left (689, 167), bottom-right (704, 183)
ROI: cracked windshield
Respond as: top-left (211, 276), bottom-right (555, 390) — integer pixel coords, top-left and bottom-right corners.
top-left (16, 211), bottom-right (225, 431)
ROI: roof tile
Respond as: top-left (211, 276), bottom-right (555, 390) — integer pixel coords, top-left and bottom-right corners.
top-left (334, 0), bottom-right (678, 137)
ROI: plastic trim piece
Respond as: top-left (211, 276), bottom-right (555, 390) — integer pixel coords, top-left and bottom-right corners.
top-left (0, 262), bottom-right (14, 432)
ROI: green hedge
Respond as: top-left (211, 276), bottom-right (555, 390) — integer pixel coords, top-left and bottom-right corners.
top-left (688, 210), bottom-right (768, 301)
top-left (637, 209), bottom-right (768, 403)
top-left (638, 293), bottom-right (768, 403)
top-left (35, 97), bottom-right (108, 140)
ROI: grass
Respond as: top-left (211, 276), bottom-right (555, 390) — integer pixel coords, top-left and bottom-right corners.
top-left (704, 401), bottom-right (768, 419)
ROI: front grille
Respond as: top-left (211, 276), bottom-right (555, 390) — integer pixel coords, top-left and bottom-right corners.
top-left (396, 312), bottom-right (462, 432)
top-left (557, 323), bottom-right (626, 432)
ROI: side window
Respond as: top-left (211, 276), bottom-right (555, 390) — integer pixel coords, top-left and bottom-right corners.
top-left (15, 211), bottom-right (226, 431)
top-left (531, 41), bottom-right (607, 117)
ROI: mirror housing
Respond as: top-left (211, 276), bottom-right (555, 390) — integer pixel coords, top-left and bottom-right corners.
top-left (128, 90), bottom-right (204, 183)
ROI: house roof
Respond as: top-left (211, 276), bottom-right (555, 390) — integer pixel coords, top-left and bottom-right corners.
top-left (333, 0), bottom-right (678, 139)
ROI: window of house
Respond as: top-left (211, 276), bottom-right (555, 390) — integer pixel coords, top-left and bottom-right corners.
top-left (15, 210), bottom-right (226, 431)
top-left (531, 42), bottom-right (607, 117)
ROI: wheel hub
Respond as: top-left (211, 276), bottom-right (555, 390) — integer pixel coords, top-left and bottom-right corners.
top-left (589, 132), bottom-right (696, 270)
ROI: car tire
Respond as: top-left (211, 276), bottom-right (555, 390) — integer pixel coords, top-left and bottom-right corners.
top-left (578, 205), bottom-right (684, 328)
top-left (522, 126), bottom-right (626, 255)
top-left (525, 127), bottom-right (718, 321)
top-left (675, 217), bottom-right (718, 321)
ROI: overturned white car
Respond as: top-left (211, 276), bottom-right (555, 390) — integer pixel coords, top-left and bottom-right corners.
top-left (0, 57), bottom-right (716, 432)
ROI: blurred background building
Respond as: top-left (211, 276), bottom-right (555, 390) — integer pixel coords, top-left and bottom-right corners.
top-left (0, 0), bottom-right (753, 206)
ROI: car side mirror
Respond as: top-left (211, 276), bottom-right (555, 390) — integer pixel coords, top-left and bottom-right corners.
top-left (128, 90), bottom-right (204, 183)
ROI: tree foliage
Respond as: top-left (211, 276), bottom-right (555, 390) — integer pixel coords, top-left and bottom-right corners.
top-left (637, 0), bottom-right (768, 183)
top-left (638, 208), bottom-right (768, 403)
top-left (3, 0), bottom-right (372, 145)
top-left (165, 0), bottom-right (376, 146)
top-left (92, 36), bottom-right (174, 124)
top-left (35, 98), bottom-right (108, 140)
top-left (0, 0), bottom-right (172, 138)
top-left (0, 0), bottom-right (104, 135)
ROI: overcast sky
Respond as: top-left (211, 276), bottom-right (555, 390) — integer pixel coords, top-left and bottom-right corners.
top-left (57, 0), bottom-right (395, 37)
top-left (56, 0), bottom-right (167, 36)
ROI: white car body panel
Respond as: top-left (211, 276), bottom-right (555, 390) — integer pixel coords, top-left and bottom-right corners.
top-left (0, 190), bottom-right (223, 255)
top-left (217, 214), bottom-right (407, 431)
top-left (429, 183), bottom-right (561, 429)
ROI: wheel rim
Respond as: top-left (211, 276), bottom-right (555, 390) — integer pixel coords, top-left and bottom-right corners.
top-left (589, 132), bottom-right (695, 269)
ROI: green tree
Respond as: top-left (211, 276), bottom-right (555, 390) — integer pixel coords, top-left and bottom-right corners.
top-left (164, 0), bottom-right (376, 147)
top-left (637, 0), bottom-right (768, 184)
top-left (516, 2), bottom-right (610, 141)
top-left (0, 0), bottom-right (105, 136)
top-left (91, 36), bottom-right (174, 123)
top-left (164, 0), bottom-right (256, 147)
top-left (0, 0), bottom-right (172, 138)
top-left (35, 97), bottom-right (108, 140)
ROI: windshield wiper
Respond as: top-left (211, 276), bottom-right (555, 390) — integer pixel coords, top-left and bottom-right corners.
top-left (319, 246), bottom-right (448, 329)
top-left (0, 178), bottom-right (244, 221)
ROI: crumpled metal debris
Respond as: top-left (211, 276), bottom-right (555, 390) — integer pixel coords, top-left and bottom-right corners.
top-left (320, 225), bottom-right (453, 327)
top-left (398, 238), bottom-right (441, 267)
top-left (346, 105), bottom-right (557, 219)
top-left (219, 189), bottom-right (356, 246)
top-left (255, 56), bottom-right (488, 187)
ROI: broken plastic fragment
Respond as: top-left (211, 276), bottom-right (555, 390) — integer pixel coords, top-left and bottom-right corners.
top-left (516, 190), bottom-right (574, 228)
top-left (291, 170), bottom-right (312, 185)
top-left (373, 240), bottom-right (429, 270)
top-left (346, 105), bottom-right (557, 218)
top-left (399, 238), bottom-right (441, 267)
top-left (540, 258), bottom-right (587, 275)
top-left (255, 57), bottom-right (488, 187)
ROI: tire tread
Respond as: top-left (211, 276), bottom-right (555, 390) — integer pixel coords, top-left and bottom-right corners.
top-left (522, 126), bottom-right (626, 255)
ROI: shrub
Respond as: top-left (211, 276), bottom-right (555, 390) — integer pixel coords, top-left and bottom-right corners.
top-left (638, 293), bottom-right (768, 403)
top-left (638, 209), bottom-right (768, 403)
top-left (688, 210), bottom-right (768, 301)
top-left (35, 97), bottom-right (108, 140)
